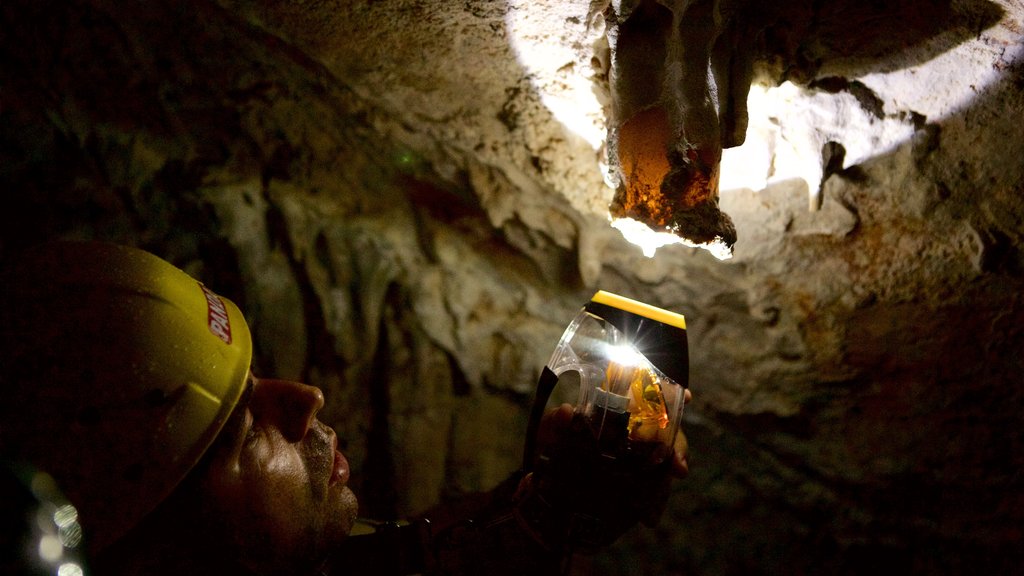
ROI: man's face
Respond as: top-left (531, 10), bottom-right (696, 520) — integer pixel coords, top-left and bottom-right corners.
top-left (199, 373), bottom-right (359, 575)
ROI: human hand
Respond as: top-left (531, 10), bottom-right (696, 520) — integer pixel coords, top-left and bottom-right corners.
top-left (522, 388), bottom-right (693, 550)
top-left (536, 387), bottom-right (691, 477)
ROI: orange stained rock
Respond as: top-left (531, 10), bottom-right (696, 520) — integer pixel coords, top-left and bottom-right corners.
top-left (616, 105), bottom-right (673, 225)
top-left (613, 105), bottom-right (720, 234)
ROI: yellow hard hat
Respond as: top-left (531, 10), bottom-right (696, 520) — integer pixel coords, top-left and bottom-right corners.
top-left (0, 241), bottom-right (252, 553)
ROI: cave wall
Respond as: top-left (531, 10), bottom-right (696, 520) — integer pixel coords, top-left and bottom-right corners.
top-left (2, 1), bottom-right (1023, 574)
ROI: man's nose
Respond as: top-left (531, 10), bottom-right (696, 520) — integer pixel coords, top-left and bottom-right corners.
top-left (251, 378), bottom-right (325, 442)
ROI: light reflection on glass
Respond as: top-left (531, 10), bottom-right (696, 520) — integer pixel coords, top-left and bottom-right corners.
top-left (606, 343), bottom-right (643, 368)
top-left (59, 520), bottom-right (84, 548)
top-left (54, 503), bottom-right (79, 527)
top-left (38, 532), bottom-right (64, 563)
top-left (3, 465), bottom-right (90, 574)
top-left (58, 562), bottom-right (85, 576)
top-left (23, 469), bottom-right (90, 572)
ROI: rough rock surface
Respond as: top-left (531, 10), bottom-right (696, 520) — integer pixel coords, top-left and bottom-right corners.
top-left (2, 0), bottom-right (1023, 574)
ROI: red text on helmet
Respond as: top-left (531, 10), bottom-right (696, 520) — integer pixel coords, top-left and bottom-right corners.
top-left (199, 283), bottom-right (233, 344)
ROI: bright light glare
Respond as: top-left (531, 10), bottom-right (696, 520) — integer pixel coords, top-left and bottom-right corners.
top-left (721, 35), bottom-right (1022, 202)
top-left (58, 563), bottom-right (85, 576)
top-left (718, 84), bottom-right (775, 193)
top-left (38, 534), bottom-right (63, 563)
top-left (611, 218), bottom-right (683, 257)
top-left (721, 82), bottom-right (917, 206)
top-left (607, 343), bottom-right (644, 367)
top-left (504, 1), bottom-right (607, 150)
top-left (611, 216), bottom-right (733, 260)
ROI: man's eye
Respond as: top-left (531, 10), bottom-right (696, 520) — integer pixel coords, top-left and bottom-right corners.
top-left (244, 421), bottom-right (261, 446)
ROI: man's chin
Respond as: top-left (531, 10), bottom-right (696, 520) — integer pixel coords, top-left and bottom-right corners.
top-left (334, 486), bottom-right (359, 536)
top-left (318, 488), bottom-right (361, 574)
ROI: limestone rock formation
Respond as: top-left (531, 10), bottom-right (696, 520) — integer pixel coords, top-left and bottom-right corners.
top-left (2, 0), bottom-right (1022, 574)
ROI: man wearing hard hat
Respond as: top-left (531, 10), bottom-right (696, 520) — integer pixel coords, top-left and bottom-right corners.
top-left (0, 241), bottom-right (689, 576)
